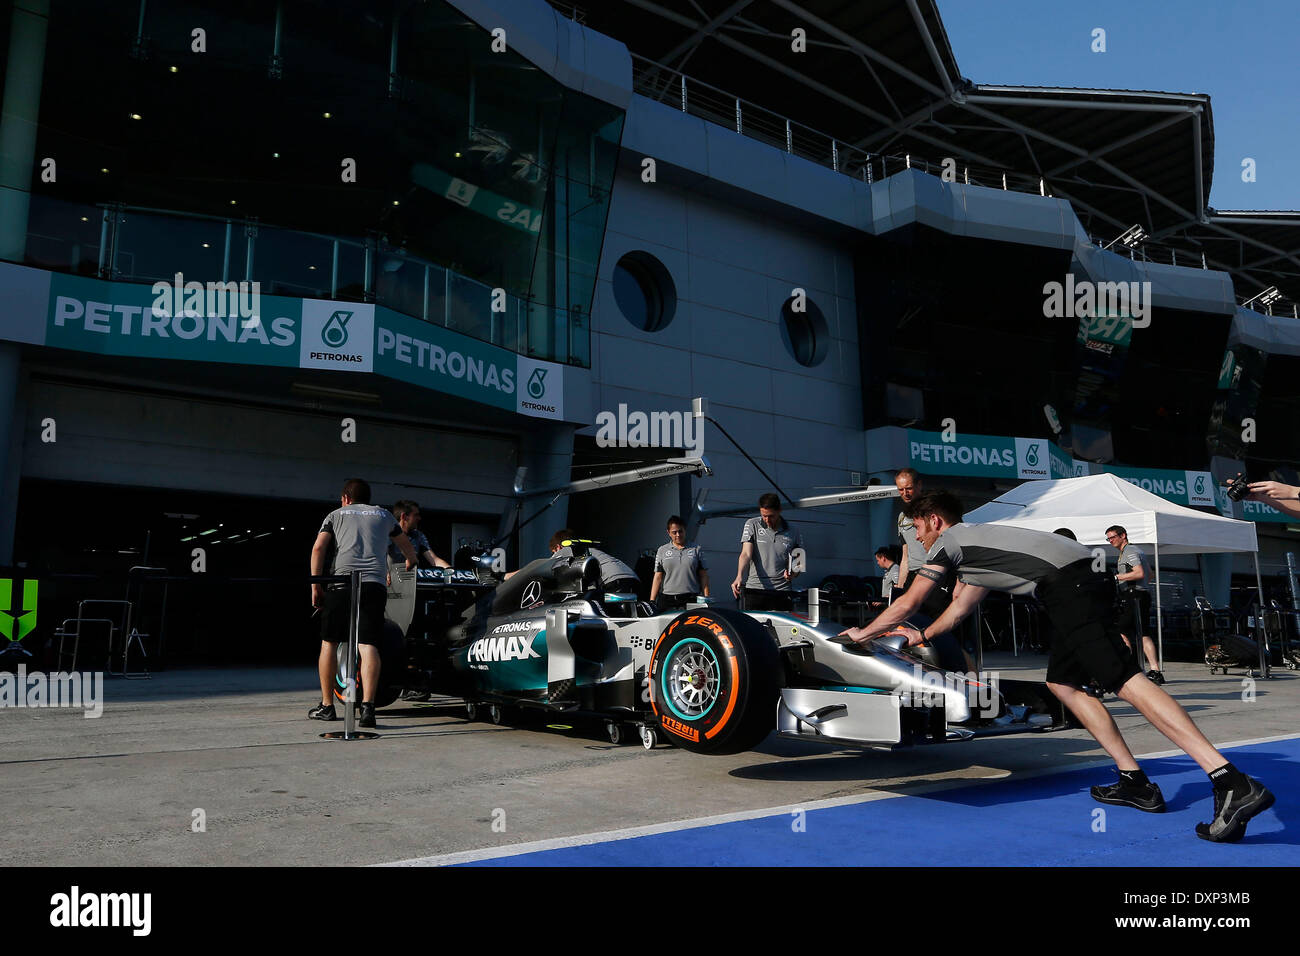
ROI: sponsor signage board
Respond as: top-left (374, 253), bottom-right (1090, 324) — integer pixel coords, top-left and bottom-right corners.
top-left (906, 430), bottom-right (1072, 479)
top-left (3, 262), bottom-right (564, 421)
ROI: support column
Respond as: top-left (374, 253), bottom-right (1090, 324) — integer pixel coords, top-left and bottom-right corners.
top-left (0, 0), bottom-right (50, 263)
top-left (0, 1), bottom-right (48, 564)
top-left (0, 345), bottom-right (24, 565)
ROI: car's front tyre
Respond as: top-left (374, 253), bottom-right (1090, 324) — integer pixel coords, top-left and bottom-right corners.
top-left (648, 608), bottom-right (781, 755)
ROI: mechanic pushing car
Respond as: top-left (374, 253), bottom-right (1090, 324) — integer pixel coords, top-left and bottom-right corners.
top-left (649, 514), bottom-right (710, 610)
top-left (839, 490), bottom-right (1275, 843)
top-left (310, 478), bottom-right (417, 728)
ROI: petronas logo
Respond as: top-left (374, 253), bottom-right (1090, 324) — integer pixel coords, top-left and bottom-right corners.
top-left (527, 368), bottom-right (547, 399)
top-left (1195, 475), bottom-right (1206, 495)
top-left (322, 310), bottom-right (352, 348)
top-left (1025, 443), bottom-right (1040, 467)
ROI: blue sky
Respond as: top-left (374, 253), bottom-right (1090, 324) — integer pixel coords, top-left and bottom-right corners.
top-left (936, 0), bottom-right (1300, 211)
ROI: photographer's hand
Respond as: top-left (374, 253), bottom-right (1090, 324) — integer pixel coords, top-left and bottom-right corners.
top-left (1247, 480), bottom-right (1300, 518)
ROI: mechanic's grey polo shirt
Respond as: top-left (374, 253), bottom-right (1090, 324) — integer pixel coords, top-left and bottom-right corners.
top-left (553, 546), bottom-right (637, 586)
top-left (923, 523), bottom-right (1094, 597)
top-left (741, 516), bottom-right (803, 591)
top-left (1117, 543), bottom-right (1151, 593)
top-left (898, 510), bottom-right (928, 573)
top-left (320, 505), bottom-right (401, 586)
top-left (881, 563), bottom-right (900, 594)
top-left (654, 542), bottom-right (708, 594)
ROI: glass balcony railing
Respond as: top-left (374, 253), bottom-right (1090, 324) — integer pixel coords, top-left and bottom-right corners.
top-left (13, 193), bottom-right (586, 366)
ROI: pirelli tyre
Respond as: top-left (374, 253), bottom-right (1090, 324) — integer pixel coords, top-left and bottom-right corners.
top-left (648, 608), bottom-right (782, 755)
top-left (334, 620), bottom-right (406, 709)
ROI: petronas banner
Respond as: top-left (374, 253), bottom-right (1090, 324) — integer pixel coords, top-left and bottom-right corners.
top-left (906, 430), bottom-right (1072, 479)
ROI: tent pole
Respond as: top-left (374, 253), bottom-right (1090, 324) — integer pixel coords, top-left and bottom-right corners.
top-left (1253, 552), bottom-right (1270, 679)
top-left (1153, 524), bottom-right (1163, 671)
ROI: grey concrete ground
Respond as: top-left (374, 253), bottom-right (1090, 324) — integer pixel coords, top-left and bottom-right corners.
top-left (2, 654), bottom-right (1295, 866)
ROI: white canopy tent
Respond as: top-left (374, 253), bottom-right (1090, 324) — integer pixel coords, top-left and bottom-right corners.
top-left (965, 474), bottom-right (1264, 670)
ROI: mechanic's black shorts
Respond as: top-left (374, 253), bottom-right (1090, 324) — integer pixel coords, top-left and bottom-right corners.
top-left (321, 582), bottom-right (387, 646)
top-left (659, 592), bottom-right (699, 610)
top-left (1039, 561), bottom-right (1141, 693)
top-left (1116, 589), bottom-right (1152, 637)
top-left (742, 588), bottom-right (793, 612)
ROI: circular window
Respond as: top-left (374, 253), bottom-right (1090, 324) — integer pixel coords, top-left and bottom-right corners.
top-left (780, 294), bottom-right (829, 367)
top-left (613, 251), bottom-right (676, 332)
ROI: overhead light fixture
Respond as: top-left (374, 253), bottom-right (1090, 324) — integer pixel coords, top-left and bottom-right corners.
top-left (273, 152), bottom-right (280, 158)
top-left (130, 113), bottom-right (142, 121)
top-left (392, 200), bottom-right (400, 206)
top-left (202, 242), bottom-right (210, 248)
top-left (454, 151), bottom-right (461, 158)
top-left (229, 199), bottom-right (237, 205)
top-left (199, 528), bottom-right (219, 536)
top-left (1104, 224), bottom-right (1147, 250)
top-left (322, 111), bottom-right (332, 119)
top-left (80, 216), bottom-right (88, 222)
top-left (308, 265), bottom-right (316, 270)
top-left (169, 65), bottom-right (178, 73)
top-left (291, 382), bottom-right (382, 404)
top-left (179, 535), bottom-right (196, 542)
top-left (1243, 286), bottom-right (1281, 309)
top-left (100, 168), bottom-right (110, 174)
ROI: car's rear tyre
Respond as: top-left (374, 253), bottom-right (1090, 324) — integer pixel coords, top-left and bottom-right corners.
top-left (648, 608), bottom-right (781, 755)
top-left (334, 621), bottom-right (404, 709)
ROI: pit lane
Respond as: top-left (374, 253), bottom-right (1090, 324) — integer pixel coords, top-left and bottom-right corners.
top-left (1, 655), bottom-right (1293, 866)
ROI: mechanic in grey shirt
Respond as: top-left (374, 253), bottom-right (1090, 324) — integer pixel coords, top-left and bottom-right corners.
top-left (310, 478), bottom-right (417, 726)
top-left (874, 546), bottom-right (900, 604)
top-left (893, 469), bottom-right (926, 586)
top-left (650, 515), bottom-right (710, 610)
top-left (1107, 525), bottom-right (1163, 684)
top-left (731, 493), bottom-right (803, 612)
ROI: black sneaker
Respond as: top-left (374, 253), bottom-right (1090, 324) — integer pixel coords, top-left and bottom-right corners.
top-left (400, 689), bottom-right (431, 702)
top-left (1196, 777), bottom-right (1275, 843)
top-left (1091, 779), bottom-right (1166, 813)
top-left (358, 702), bottom-right (376, 728)
top-left (308, 703), bottom-right (336, 721)
top-left (1146, 670), bottom-right (1166, 685)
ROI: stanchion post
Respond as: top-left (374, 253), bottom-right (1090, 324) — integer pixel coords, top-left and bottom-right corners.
top-left (344, 569), bottom-right (361, 737)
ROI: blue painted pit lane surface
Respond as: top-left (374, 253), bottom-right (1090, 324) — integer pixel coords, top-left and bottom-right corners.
top-left (462, 739), bottom-right (1295, 866)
